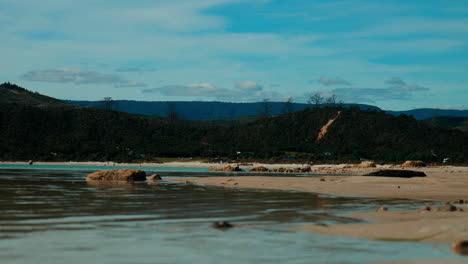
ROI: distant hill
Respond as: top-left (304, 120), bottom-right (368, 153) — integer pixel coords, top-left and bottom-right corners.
top-left (66, 100), bottom-right (380, 120)
top-left (388, 108), bottom-right (468, 120)
top-left (0, 82), bottom-right (67, 106)
top-left (67, 100), bottom-right (468, 122)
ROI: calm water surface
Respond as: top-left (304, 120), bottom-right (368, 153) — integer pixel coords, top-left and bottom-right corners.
top-left (0, 166), bottom-right (462, 263)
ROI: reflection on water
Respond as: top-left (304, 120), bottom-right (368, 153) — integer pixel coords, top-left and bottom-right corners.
top-left (0, 168), bottom-right (460, 263)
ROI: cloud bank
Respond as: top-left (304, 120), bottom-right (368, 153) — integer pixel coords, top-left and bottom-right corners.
top-left (20, 68), bottom-right (147, 88)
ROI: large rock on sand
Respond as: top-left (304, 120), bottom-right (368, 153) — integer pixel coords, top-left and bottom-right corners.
top-left (248, 166), bottom-right (270, 172)
top-left (363, 169), bottom-right (426, 178)
top-left (87, 169), bottom-right (146, 181)
top-left (356, 161), bottom-right (377, 168)
top-left (401, 160), bottom-right (427, 168)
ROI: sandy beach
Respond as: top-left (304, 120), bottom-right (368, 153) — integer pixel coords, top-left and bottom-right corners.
top-left (166, 164), bottom-right (468, 248)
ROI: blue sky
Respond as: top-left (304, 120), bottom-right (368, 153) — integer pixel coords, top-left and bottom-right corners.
top-left (0, 0), bottom-right (467, 110)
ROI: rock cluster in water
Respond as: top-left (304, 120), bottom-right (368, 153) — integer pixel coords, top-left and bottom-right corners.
top-left (87, 169), bottom-right (147, 181)
top-left (208, 164), bottom-right (243, 171)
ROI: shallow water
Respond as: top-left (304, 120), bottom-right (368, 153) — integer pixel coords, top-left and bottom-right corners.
top-left (0, 166), bottom-right (462, 263)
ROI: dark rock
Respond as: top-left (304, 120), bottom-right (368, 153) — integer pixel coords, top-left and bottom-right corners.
top-left (212, 221), bottom-right (234, 230)
top-left (363, 169), bottom-right (426, 178)
top-left (452, 240), bottom-right (468, 255)
top-left (147, 174), bottom-right (162, 181)
top-left (86, 169), bottom-right (146, 181)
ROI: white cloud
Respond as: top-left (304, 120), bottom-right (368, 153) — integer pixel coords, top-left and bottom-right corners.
top-left (143, 82), bottom-right (291, 102)
top-left (235, 81), bottom-right (263, 91)
top-left (385, 77), bottom-right (429, 92)
top-left (316, 77), bottom-right (351, 86)
top-left (385, 77), bottom-right (406, 86)
top-left (114, 81), bottom-right (147, 88)
top-left (20, 68), bottom-right (146, 87)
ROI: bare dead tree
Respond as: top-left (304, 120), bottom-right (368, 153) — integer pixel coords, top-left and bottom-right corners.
top-left (307, 92), bottom-right (323, 106)
top-left (282, 97), bottom-right (294, 114)
top-left (258, 98), bottom-right (273, 117)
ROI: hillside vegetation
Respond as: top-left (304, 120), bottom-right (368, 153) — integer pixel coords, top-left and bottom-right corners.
top-left (1, 83), bottom-right (467, 163)
top-left (0, 82), bottom-right (66, 106)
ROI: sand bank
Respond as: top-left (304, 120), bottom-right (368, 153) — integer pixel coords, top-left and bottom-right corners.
top-left (170, 166), bottom-right (468, 201)
top-left (169, 165), bottom-right (468, 246)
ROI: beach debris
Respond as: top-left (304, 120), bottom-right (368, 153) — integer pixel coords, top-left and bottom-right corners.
top-left (356, 161), bottom-right (377, 168)
top-left (185, 181), bottom-right (191, 184)
top-left (212, 221), bottom-right (234, 230)
top-left (379, 206), bottom-right (388, 212)
top-left (301, 166), bottom-right (312, 173)
top-left (434, 204), bottom-right (463, 212)
top-left (452, 199), bottom-right (465, 204)
top-left (320, 178), bottom-right (326, 182)
top-left (363, 169), bottom-right (426, 178)
top-left (452, 240), bottom-right (468, 255)
top-left (209, 164), bottom-right (243, 172)
top-left (401, 160), bottom-right (427, 168)
top-left (273, 167), bottom-right (285, 172)
top-left (86, 169), bottom-right (146, 181)
top-left (28, 160), bottom-right (33, 165)
top-left (421, 205), bottom-right (432, 212)
top-left (147, 174), bottom-right (162, 181)
top-left (248, 166), bottom-right (270, 172)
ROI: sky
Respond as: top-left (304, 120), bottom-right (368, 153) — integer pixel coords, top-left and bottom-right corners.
top-left (0, 0), bottom-right (467, 110)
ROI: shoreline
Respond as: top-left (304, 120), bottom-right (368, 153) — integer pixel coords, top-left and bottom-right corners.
top-left (3, 161), bottom-right (468, 246)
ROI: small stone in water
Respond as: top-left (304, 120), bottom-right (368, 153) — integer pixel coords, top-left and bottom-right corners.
top-left (212, 221), bottom-right (234, 230)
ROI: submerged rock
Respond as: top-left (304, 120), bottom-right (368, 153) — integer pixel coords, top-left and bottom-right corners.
top-left (363, 169), bottom-right (426, 178)
top-left (86, 169), bottom-right (146, 181)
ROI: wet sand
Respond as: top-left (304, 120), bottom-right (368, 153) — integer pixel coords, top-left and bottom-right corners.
top-left (169, 165), bottom-right (468, 245)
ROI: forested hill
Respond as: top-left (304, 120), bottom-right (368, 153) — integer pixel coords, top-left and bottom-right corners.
top-left (203, 107), bottom-right (468, 163)
top-left (0, 82), bottom-right (67, 106)
top-left (1, 102), bottom-right (467, 163)
top-left (66, 100), bottom-right (380, 120)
